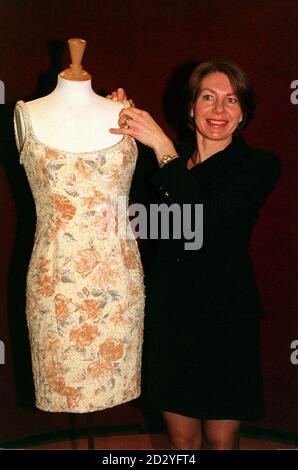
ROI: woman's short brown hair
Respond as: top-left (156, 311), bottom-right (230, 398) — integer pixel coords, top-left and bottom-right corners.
top-left (187, 59), bottom-right (255, 131)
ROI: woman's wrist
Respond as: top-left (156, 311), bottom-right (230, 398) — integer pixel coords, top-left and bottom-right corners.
top-left (154, 137), bottom-right (178, 164)
top-left (158, 154), bottom-right (180, 168)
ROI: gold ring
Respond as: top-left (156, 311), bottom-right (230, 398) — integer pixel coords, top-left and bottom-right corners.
top-left (124, 118), bottom-right (129, 129)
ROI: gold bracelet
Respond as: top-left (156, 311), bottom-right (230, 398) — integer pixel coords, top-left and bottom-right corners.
top-left (159, 154), bottom-right (179, 168)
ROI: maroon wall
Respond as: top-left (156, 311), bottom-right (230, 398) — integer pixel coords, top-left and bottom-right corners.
top-left (0, 0), bottom-right (297, 443)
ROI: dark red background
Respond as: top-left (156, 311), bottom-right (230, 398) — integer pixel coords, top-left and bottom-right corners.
top-left (0, 0), bottom-right (297, 444)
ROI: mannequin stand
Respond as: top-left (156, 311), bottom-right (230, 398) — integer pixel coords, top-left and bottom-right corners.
top-left (87, 412), bottom-right (95, 450)
top-left (69, 412), bottom-right (95, 449)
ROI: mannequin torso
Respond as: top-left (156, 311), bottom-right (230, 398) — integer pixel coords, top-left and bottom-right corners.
top-left (14, 75), bottom-right (124, 153)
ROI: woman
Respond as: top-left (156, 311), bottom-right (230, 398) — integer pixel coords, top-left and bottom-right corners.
top-left (109, 60), bottom-right (281, 450)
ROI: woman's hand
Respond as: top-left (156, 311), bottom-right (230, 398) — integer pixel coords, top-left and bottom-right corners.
top-left (106, 88), bottom-right (135, 107)
top-left (109, 107), bottom-right (176, 162)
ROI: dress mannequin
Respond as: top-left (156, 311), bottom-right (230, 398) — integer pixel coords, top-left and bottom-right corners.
top-left (14, 38), bottom-right (123, 154)
top-left (13, 38), bottom-right (145, 450)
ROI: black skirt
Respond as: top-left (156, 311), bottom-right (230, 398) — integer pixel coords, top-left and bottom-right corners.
top-left (142, 306), bottom-right (266, 421)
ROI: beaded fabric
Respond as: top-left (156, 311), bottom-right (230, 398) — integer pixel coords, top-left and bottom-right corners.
top-left (14, 100), bottom-right (144, 413)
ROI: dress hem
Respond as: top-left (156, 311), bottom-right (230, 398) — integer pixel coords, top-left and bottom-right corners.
top-left (35, 391), bottom-right (141, 414)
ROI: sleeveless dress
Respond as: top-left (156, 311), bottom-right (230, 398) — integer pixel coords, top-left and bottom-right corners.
top-left (15, 100), bottom-right (145, 413)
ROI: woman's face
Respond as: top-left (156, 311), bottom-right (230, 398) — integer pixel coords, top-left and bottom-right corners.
top-left (192, 72), bottom-right (243, 143)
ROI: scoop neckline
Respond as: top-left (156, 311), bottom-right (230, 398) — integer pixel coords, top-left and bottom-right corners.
top-left (18, 100), bottom-right (127, 156)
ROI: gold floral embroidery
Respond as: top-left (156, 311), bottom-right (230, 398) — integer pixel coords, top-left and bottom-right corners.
top-left (80, 299), bottom-right (102, 320)
top-left (120, 240), bottom-right (141, 270)
top-left (74, 247), bottom-right (101, 277)
top-left (128, 283), bottom-right (143, 306)
top-left (87, 360), bottom-right (116, 379)
top-left (50, 376), bottom-right (66, 394)
top-left (75, 158), bottom-right (93, 179)
top-left (43, 336), bottom-right (60, 354)
top-left (45, 148), bottom-right (62, 160)
top-left (45, 362), bottom-right (65, 380)
top-left (82, 189), bottom-right (106, 209)
top-left (103, 166), bottom-right (122, 189)
top-left (110, 303), bottom-right (131, 326)
top-left (122, 373), bottom-right (140, 401)
top-left (69, 324), bottom-right (98, 348)
top-left (99, 338), bottom-right (124, 362)
top-left (34, 257), bottom-right (60, 297)
top-left (36, 274), bottom-right (56, 297)
top-left (94, 206), bottom-right (118, 239)
top-left (92, 259), bottom-right (119, 286)
top-left (55, 294), bottom-right (72, 321)
top-left (54, 194), bottom-right (76, 222)
top-left (34, 256), bottom-right (49, 273)
top-left (44, 194), bottom-right (76, 241)
top-left (64, 387), bottom-right (84, 409)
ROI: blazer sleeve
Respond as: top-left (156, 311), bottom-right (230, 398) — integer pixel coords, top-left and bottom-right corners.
top-left (129, 143), bottom-right (159, 204)
top-left (150, 150), bottom-right (281, 231)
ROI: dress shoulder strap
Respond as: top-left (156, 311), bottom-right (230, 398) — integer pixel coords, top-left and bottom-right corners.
top-left (14, 100), bottom-right (33, 165)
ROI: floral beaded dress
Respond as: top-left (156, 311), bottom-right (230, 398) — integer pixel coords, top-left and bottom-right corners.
top-left (15, 100), bottom-right (145, 413)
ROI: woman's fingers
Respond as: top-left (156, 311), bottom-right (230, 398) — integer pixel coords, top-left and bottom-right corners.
top-left (109, 112), bottom-right (139, 136)
top-left (116, 88), bottom-right (126, 101)
top-left (112, 91), bottom-right (118, 101)
top-left (114, 108), bottom-right (139, 128)
top-left (119, 107), bottom-right (144, 119)
top-left (106, 88), bottom-right (135, 104)
top-left (110, 107), bottom-right (176, 160)
top-left (106, 90), bottom-right (121, 100)
top-left (109, 126), bottom-right (131, 136)
top-left (110, 107), bottom-right (168, 151)
top-left (117, 108), bottom-right (147, 132)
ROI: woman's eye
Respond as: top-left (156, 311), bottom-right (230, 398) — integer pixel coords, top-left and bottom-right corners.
top-left (226, 97), bottom-right (238, 103)
top-left (202, 94), bottom-right (213, 101)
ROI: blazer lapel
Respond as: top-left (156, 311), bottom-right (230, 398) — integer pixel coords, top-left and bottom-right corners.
top-left (177, 137), bottom-right (249, 189)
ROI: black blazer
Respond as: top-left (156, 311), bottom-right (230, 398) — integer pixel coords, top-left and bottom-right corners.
top-left (130, 137), bottom-right (281, 324)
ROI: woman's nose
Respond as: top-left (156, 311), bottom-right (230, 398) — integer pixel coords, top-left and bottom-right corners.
top-left (213, 100), bottom-right (224, 113)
